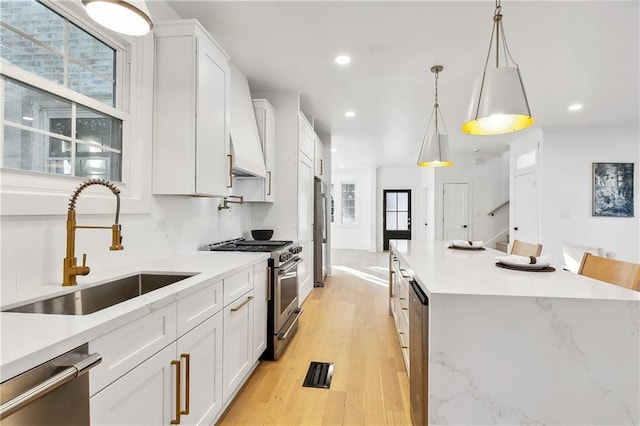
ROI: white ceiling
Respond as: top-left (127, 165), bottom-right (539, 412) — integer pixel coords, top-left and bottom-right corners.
top-left (163, 0), bottom-right (639, 169)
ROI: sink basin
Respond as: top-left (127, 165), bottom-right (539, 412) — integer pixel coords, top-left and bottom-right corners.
top-left (4, 273), bottom-right (196, 315)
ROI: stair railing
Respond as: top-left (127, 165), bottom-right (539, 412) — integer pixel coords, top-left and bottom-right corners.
top-left (488, 201), bottom-right (509, 216)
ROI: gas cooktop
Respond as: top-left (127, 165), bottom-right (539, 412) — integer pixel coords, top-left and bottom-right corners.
top-left (202, 238), bottom-right (293, 253)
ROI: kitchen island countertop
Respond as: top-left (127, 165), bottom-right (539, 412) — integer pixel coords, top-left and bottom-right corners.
top-left (391, 240), bottom-right (639, 425)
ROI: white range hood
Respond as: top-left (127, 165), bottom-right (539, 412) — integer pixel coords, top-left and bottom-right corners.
top-left (229, 62), bottom-right (267, 178)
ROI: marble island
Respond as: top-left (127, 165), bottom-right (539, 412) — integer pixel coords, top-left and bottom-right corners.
top-left (391, 240), bottom-right (639, 425)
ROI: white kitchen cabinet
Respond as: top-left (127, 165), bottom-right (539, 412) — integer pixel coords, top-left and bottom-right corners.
top-left (234, 99), bottom-right (276, 202)
top-left (153, 20), bottom-right (230, 196)
top-left (252, 263), bottom-right (268, 361)
top-left (298, 151), bottom-right (314, 303)
top-left (91, 344), bottom-right (174, 425)
top-left (176, 311), bottom-right (224, 426)
top-left (314, 135), bottom-right (325, 178)
top-left (299, 113), bottom-right (315, 161)
top-left (388, 250), bottom-right (410, 373)
top-left (223, 290), bottom-right (255, 403)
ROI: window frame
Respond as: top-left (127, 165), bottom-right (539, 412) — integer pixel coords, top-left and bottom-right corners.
top-left (0, 0), bottom-right (150, 215)
top-left (332, 180), bottom-right (359, 227)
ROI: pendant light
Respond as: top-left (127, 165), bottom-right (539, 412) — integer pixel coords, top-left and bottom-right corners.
top-left (417, 65), bottom-right (453, 168)
top-left (461, 0), bottom-right (534, 135)
top-left (82, 0), bottom-right (153, 36)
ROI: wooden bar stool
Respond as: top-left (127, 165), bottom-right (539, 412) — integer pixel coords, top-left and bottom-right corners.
top-left (578, 253), bottom-right (640, 291)
top-left (511, 240), bottom-right (543, 257)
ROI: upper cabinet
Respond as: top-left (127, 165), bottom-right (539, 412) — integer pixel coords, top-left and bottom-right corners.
top-left (298, 113), bottom-right (315, 162)
top-left (153, 20), bottom-right (230, 196)
top-left (314, 135), bottom-right (324, 179)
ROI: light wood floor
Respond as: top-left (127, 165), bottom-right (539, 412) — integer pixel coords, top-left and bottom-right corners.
top-left (217, 249), bottom-right (411, 425)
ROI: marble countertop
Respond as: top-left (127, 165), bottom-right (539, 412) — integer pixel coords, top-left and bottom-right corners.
top-left (392, 240), bottom-right (640, 301)
top-left (0, 251), bottom-right (269, 382)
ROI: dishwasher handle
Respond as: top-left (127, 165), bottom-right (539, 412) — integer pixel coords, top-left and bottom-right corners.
top-left (409, 280), bottom-right (429, 305)
top-left (0, 353), bottom-right (102, 420)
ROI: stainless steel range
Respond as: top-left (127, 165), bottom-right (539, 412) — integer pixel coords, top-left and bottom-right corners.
top-left (202, 238), bottom-right (303, 360)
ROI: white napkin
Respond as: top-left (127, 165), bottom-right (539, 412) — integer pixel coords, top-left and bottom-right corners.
top-left (451, 240), bottom-right (485, 248)
top-left (496, 254), bottom-right (552, 267)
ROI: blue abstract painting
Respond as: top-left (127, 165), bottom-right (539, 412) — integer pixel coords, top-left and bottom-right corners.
top-left (592, 163), bottom-right (634, 217)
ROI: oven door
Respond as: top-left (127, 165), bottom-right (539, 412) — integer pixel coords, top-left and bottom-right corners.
top-left (275, 257), bottom-right (302, 333)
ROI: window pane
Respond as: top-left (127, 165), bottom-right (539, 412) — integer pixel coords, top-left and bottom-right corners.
top-left (0, 27), bottom-right (64, 85)
top-left (75, 145), bottom-right (121, 180)
top-left (386, 212), bottom-right (397, 231)
top-left (386, 193), bottom-right (397, 211)
top-left (398, 193), bottom-right (409, 211)
top-left (0, 0), bottom-right (65, 50)
top-left (75, 105), bottom-right (122, 151)
top-left (397, 212), bottom-right (409, 231)
top-left (4, 78), bottom-right (72, 136)
top-left (68, 63), bottom-right (115, 106)
top-left (3, 126), bottom-right (48, 173)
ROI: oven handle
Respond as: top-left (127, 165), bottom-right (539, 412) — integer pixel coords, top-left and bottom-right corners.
top-left (0, 353), bottom-right (102, 420)
top-left (278, 257), bottom-right (303, 274)
top-left (278, 308), bottom-right (303, 340)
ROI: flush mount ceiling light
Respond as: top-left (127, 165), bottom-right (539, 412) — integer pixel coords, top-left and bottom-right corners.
top-left (417, 65), bottom-right (453, 168)
top-left (335, 55), bottom-right (351, 65)
top-left (462, 0), bottom-right (534, 136)
top-left (82, 0), bottom-right (153, 36)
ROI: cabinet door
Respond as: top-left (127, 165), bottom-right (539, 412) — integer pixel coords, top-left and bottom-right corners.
top-left (177, 311), bottom-right (224, 426)
top-left (252, 263), bottom-right (268, 361)
top-left (298, 153), bottom-right (314, 241)
top-left (196, 35), bottom-right (230, 196)
top-left (262, 102), bottom-right (276, 202)
top-left (91, 344), bottom-right (175, 425)
top-left (223, 291), bottom-right (254, 403)
top-left (314, 136), bottom-right (324, 178)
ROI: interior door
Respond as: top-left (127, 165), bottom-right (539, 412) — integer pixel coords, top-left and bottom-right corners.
top-left (513, 172), bottom-right (538, 244)
top-left (443, 183), bottom-right (469, 240)
top-left (383, 190), bottom-right (411, 251)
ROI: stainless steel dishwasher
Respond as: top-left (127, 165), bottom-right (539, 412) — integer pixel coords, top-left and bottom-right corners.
top-left (0, 344), bottom-right (101, 425)
top-left (409, 279), bottom-right (429, 426)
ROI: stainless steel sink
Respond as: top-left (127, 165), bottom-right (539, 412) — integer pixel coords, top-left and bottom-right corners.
top-left (4, 273), bottom-right (196, 315)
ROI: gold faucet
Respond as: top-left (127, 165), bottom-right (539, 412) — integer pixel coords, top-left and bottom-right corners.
top-left (218, 195), bottom-right (244, 211)
top-left (63, 178), bottom-right (124, 286)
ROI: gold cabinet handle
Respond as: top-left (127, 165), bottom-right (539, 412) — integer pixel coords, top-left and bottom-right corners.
top-left (180, 353), bottom-right (190, 415)
top-left (266, 266), bottom-right (272, 301)
top-left (389, 270), bottom-right (395, 298)
top-left (231, 295), bottom-right (254, 312)
top-left (319, 159), bottom-right (323, 175)
top-left (401, 346), bottom-right (409, 349)
top-left (402, 308), bottom-right (409, 311)
top-left (227, 154), bottom-right (233, 188)
top-left (267, 171), bottom-right (272, 196)
top-left (171, 360), bottom-right (181, 424)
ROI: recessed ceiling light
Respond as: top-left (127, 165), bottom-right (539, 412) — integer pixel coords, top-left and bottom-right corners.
top-left (331, 148), bottom-right (337, 152)
top-left (473, 148), bottom-right (480, 153)
top-left (22, 116), bottom-right (34, 121)
top-left (340, 165), bottom-right (345, 168)
top-left (568, 103), bottom-right (583, 111)
top-left (335, 55), bottom-right (351, 65)
top-left (345, 110), bottom-right (355, 118)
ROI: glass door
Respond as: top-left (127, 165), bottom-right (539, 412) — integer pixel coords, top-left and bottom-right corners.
top-left (383, 189), bottom-right (411, 250)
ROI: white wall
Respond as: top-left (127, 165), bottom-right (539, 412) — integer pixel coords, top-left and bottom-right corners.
top-left (539, 126), bottom-right (640, 265)
top-left (331, 168), bottom-right (376, 251)
top-left (435, 153), bottom-right (510, 245)
top-left (0, 2), bottom-right (254, 296)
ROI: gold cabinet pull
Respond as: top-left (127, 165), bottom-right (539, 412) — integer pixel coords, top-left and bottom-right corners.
top-left (319, 159), bottom-right (323, 175)
top-left (227, 154), bottom-right (233, 188)
top-left (267, 171), bottom-right (272, 196)
top-left (231, 295), bottom-right (254, 312)
top-left (266, 266), bottom-right (272, 301)
top-left (389, 270), bottom-right (395, 298)
top-left (171, 360), bottom-right (181, 424)
top-left (180, 354), bottom-right (190, 415)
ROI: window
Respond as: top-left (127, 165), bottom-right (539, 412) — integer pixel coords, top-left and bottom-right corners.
top-left (330, 184), bottom-right (335, 223)
top-left (1, 0), bottom-right (123, 181)
top-left (341, 183), bottom-right (356, 224)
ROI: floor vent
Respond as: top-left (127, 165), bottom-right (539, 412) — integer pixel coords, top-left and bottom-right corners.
top-left (303, 361), bottom-right (334, 389)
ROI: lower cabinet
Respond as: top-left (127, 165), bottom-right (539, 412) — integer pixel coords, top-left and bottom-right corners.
top-left (389, 250), bottom-right (410, 374)
top-left (90, 260), bottom-right (268, 425)
top-left (223, 290), bottom-right (254, 403)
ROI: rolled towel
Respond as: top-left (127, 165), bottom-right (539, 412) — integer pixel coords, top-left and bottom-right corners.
top-left (451, 240), bottom-right (485, 248)
top-left (496, 254), bottom-right (552, 267)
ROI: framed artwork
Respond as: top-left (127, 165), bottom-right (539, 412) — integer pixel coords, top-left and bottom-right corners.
top-left (592, 163), bottom-right (634, 217)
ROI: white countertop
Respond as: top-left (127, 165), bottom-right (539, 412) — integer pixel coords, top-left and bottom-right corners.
top-left (392, 240), bottom-right (640, 301)
top-left (0, 251), bottom-right (269, 382)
